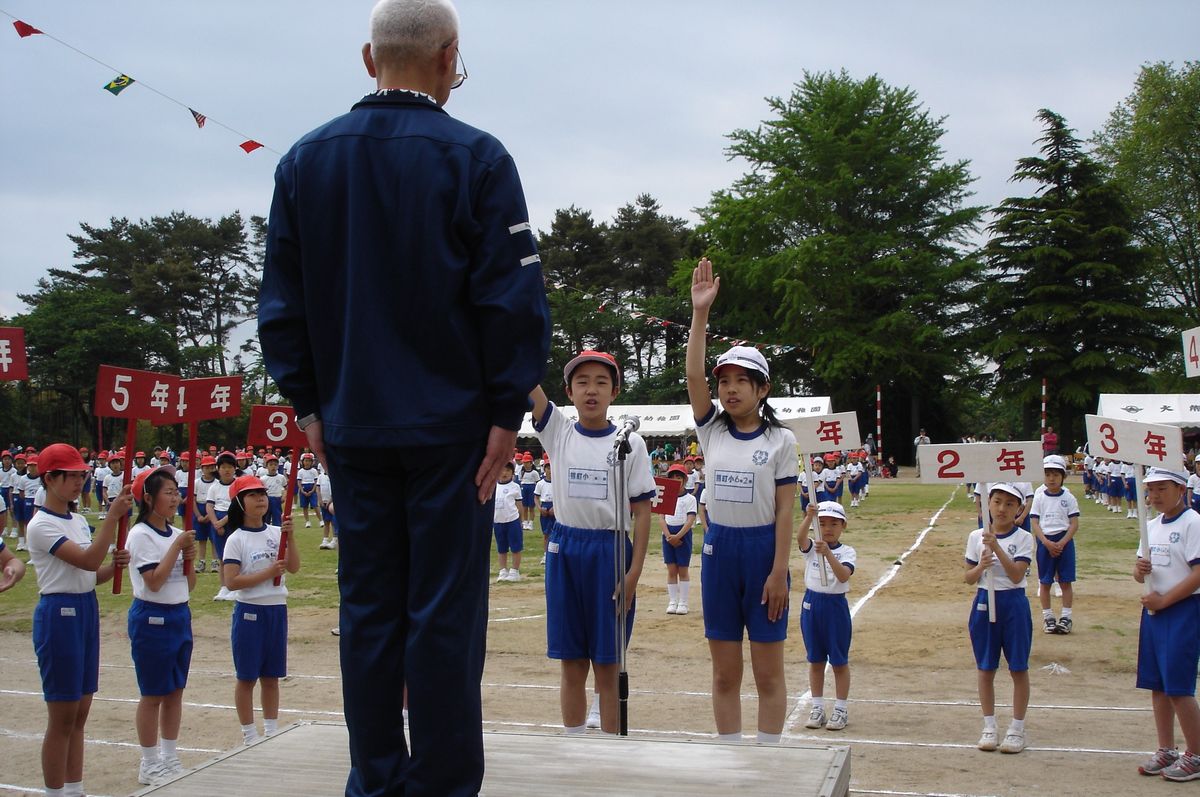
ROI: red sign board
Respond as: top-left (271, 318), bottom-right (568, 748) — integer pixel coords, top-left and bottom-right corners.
top-left (94, 365), bottom-right (177, 419)
top-left (649, 476), bottom-right (682, 516)
top-left (0, 327), bottom-right (28, 381)
top-left (247, 404), bottom-right (308, 448)
top-left (176, 376), bottom-right (244, 423)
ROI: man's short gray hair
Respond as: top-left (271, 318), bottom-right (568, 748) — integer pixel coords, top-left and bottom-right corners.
top-left (370, 0), bottom-right (459, 68)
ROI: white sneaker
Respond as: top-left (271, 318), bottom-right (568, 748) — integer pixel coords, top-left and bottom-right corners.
top-left (138, 759), bottom-right (172, 786)
top-left (6, 528), bottom-right (14, 538)
top-left (826, 706), bottom-right (848, 731)
top-left (98, 513), bottom-right (107, 520)
top-left (15, 540), bottom-right (25, 551)
top-left (507, 570), bottom-right (522, 582)
top-left (999, 727), bottom-right (1026, 754)
top-left (496, 569), bottom-right (509, 583)
top-left (978, 727), bottom-right (998, 751)
top-left (676, 602), bottom-right (689, 615)
top-left (666, 600), bottom-right (678, 615)
top-left (160, 756), bottom-right (184, 776)
top-left (585, 695), bottom-right (601, 729)
top-left (805, 706), bottom-right (826, 729)
top-left (211, 559), bottom-right (221, 573)
top-left (214, 586), bottom-right (236, 601)
top-left (305, 520), bottom-right (312, 528)
top-left (539, 555), bottom-right (546, 565)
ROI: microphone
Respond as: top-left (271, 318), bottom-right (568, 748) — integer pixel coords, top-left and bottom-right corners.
top-left (614, 415), bottom-right (641, 445)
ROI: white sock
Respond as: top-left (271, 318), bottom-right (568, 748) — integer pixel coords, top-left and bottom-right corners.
top-left (667, 583), bottom-right (678, 602)
top-left (264, 718), bottom-right (278, 735)
top-left (141, 744), bottom-right (160, 764)
top-left (1042, 608), bottom-right (1054, 620)
top-left (679, 580), bottom-right (690, 602)
top-left (756, 730), bottom-right (781, 744)
top-left (564, 724), bottom-right (587, 735)
top-left (812, 696), bottom-right (825, 710)
top-left (718, 731), bottom-right (743, 742)
top-left (43, 788), bottom-right (64, 797)
top-left (834, 699), bottom-right (847, 711)
top-left (64, 784), bottom-right (83, 797)
top-left (1010, 718), bottom-right (1025, 732)
top-left (1061, 607), bottom-right (1072, 619)
top-left (160, 738), bottom-right (178, 758)
top-left (982, 715), bottom-right (997, 730)
top-left (241, 723), bottom-right (259, 743)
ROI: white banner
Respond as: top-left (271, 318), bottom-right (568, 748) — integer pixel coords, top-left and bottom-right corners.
top-left (518, 397), bottom-right (832, 438)
top-left (917, 442), bottom-right (1044, 483)
top-left (1084, 415), bottom-right (1184, 469)
top-left (782, 412), bottom-right (862, 454)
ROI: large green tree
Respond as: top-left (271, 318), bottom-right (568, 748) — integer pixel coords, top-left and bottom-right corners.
top-left (1093, 61), bottom-right (1200, 323)
top-left (691, 70), bottom-right (984, 453)
top-left (976, 109), bottom-right (1170, 446)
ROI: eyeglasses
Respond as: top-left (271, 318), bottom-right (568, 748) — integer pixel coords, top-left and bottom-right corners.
top-left (442, 38), bottom-right (468, 90)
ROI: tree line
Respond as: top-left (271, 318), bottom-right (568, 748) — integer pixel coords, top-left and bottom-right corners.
top-left (7, 63), bottom-right (1198, 459)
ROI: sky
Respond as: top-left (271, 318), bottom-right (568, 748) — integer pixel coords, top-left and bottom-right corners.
top-left (1, 0), bottom-right (1197, 332)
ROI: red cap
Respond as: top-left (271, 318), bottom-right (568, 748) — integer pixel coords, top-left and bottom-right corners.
top-left (108, 451), bottom-right (124, 463)
top-left (135, 451), bottom-right (146, 458)
top-left (179, 452), bottom-right (191, 461)
top-left (216, 451), bottom-right (237, 466)
top-left (37, 443), bottom-right (88, 473)
top-left (522, 453), bottom-right (533, 462)
top-left (666, 464), bottom-right (689, 478)
top-left (563, 350), bottom-right (621, 387)
top-left (25, 455), bottom-right (39, 467)
top-left (79, 447), bottom-right (90, 455)
top-left (200, 455), bottom-right (217, 467)
top-left (229, 474), bottom-right (266, 500)
top-left (14, 453), bottom-right (26, 462)
top-left (301, 451), bottom-right (314, 460)
top-left (133, 465), bottom-right (176, 503)
top-left (265, 454), bottom-right (279, 463)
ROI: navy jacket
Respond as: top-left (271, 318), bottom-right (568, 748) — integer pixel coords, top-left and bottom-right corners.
top-left (259, 91), bottom-right (550, 447)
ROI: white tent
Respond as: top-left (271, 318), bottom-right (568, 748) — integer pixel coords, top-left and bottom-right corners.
top-left (1096, 394), bottom-right (1200, 427)
top-left (517, 397), bottom-right (832, 438)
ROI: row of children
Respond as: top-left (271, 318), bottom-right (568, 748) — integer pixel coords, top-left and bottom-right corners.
top-left (1083, 455), bottom-right (1149, 519)
top-left (0, 444), bottom-right (302, 795)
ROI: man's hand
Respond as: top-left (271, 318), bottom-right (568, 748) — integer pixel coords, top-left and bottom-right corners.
top-left (304, 421), bottom-right (327, 471)
top-left (476, 425), bottom-right (518, 504)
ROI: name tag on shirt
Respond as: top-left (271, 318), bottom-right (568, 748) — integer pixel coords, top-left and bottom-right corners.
top-left (713, 470), bottom-right (755, 504)
top-left (568, 468), bottom-right (608, 500)
top-left (1150, 544), bottom-right (1171, 568)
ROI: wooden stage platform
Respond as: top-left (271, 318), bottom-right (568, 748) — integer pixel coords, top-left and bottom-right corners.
top-left (135, 721), bottom-right (850, 796)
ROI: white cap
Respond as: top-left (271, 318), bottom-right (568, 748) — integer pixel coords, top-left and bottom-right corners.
top-left (1042, 455), bottom-right (1068, 473)
top-left (987, 483), bottom-right (1025, 502)
top-left (713, 346), bottom-right (769, 379)
top-left (817, 501), bottom-right (846, 521)
top-left (1144, 467), bottom-right (1188, 486)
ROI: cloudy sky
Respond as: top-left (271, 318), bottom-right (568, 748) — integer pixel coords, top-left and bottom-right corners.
top-left (1, 1), bottom-right (1196, 328)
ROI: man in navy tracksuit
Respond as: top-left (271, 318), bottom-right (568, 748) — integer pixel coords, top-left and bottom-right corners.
top-left (258, 2), bottom-right (550, 794)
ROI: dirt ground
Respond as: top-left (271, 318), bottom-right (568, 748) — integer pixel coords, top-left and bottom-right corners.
top-left (0, 479), bottom-right (1173, 796)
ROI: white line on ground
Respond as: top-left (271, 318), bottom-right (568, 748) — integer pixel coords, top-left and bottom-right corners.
top-left (0, 725), bottom-right (219, 753)
top-left (0, 689), bottom-right (345, 719)
top-left (785, 488), bottom-right (960, 731)
top-left (488, 614), bottom-right (544, 623)
top-left (1, 784), bottom-right (113, 797)
top-left (852, 790), bottom-right (1000, 797)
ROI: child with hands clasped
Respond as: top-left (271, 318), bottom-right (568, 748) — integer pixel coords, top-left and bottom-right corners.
top-left (798, 501), bottom-right (856, 731)
top-left (26, 444), bottom-right (133, 797)
top-left (493, 462), bottom-right (524, 582)
top-left (661, 464), bottom-right (697, 615)
top-left (126, 465), bottom-right (197, 786)
top-left (529, 350), bottom-right (655, 734)
top-left (222, 475), bottom-right (300, 745)
top-left (1133, 467), bottom-right (1200, 781)
top-left (964, 483), bottom-right (1034, 755)
top-left (1030, 455), bottom-right (1079, 635)
top-left (687, 258), bottom-right (798, 744)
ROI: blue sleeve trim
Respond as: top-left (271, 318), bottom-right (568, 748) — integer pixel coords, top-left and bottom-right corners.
top-left (844, 563), bottom-right (856, 573)
top-left (224, 558), bottom-right (241, 567)
top-left (775, 476), bottom-right (798, 486)
top-left (1068, 512), bottom-right (1080, 518)
top-left (1029, 513), bottom-right (1040, 519)
top-left (1014, 556), bottom-right (1032, 564)
top-left (138, 563), bottom-right (159, 574)
top-left (630, 490), bottom-right (657, 504)
top-left (48, 536), bottom-right (69, 555)
top-left (533, 402), bottom-right (554, 433)
top-left (964, 558), bottom-right (978, 567)
top-left (696, 405), bottom-right (716, 427)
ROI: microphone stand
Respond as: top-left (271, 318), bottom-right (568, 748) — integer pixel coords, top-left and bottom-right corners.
top-left (612, 427), bottom-right (632, 737)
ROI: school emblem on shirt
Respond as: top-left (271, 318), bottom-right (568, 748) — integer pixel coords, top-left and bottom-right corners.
top-left (752, 450), bottom-right (768, 466)
top-left (267, 538), bottom-right (278, 550)
top-left (1060, 499), bottom-right (1069, 508)
top-left (1171, 531), bottom-right (1181, 544)
top-left (1007, 544), bottom-right (1017, 556)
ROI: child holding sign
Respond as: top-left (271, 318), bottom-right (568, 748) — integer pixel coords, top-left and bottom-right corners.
top-left (964, 483), bottom-right (1033, 754)
top-left (1133, 467), bottom-right (1200, 780)
top-left (798, 501), bottom-right (856, 731)
top-left (661, 464), bottom-right (698, 615)
top-left (688, 258), bottom-right (798, 744)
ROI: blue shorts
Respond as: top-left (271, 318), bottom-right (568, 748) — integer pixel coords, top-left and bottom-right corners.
top-left (23, 498), bottom-right (35, 522)
top-left (231, 602), bottom-right (288, 681)
top-left (520, 483), bottom-right (536, 508)
top-left (1193, 494), bottom-right (1200, 513)
top-left (192, 514), bottom-right (213, 543)
top-left (661, 525), bottom-right (693, 567)
top-left (33, 592), bottom-right (100, 701)
top-left (128, 599), bottom-right (192, 696)
top-left (800, 589), bottom-right (852, 665)
top-left (94, 481), bottom-right (105, 500)
top-left (321, 502), bottom-right (335, 523)
top-left (1036, 534), bottom-right (1076, 584)
top-left (299, 489), bottom-right (318, 510)
top-left (493, 518), bottom-right (523, 554)
top-left (267, 496), bottom-right (283, 526)
top-left (10, 497), bottom-right (23, 524)
top-left (1138, 595), bottom-right (1200, 696)
top-left (849, 477), bottom-right (863, 495)
top-left (1107, 478), bottom-right (1123, 499)
top-left (968, 587), bottom-right (1032, 672)
top-left (211, 509), bottom-right (229, 559)
top-left (545, 524), bottom-right (635, 664)
top-left (701, 522), bottom-right (789, 643)
top-left (176, 489), bottom-right (188, 518)
top-left (539, 503), bottom-right (555, 536)
top-left (1124, 478), bottom-right (1135, 500)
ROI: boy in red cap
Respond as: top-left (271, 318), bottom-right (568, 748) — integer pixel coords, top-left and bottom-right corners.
top-left (518, 452), bottom-right (540, 530)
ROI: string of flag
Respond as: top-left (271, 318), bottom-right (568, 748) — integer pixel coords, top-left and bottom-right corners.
top-left (4, 11), bottom-right (278, 156)
top-left (546, 279), bottom-right (800, 355)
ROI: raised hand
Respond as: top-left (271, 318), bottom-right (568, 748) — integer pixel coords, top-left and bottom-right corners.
top-left (691, 258), bottom-right (720, 312)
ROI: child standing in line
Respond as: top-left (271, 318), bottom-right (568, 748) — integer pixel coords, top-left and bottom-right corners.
top-left (798, 501), bottom-right (856, 731)
top-left (27, 444), bottom-right (132, 797)
top-left (1133, 467), bottom-right (1200, 780)
top-left (2, 451), bottom-right (17, 539)
top-left (222, 475), bottom-right (300, 746)
top-left (964, 483), bottom-right (1034, 754)
top-left (1189, 460), bottom-right (1200, 513)
top-left (296, 453), bottom-right (319, 529)
top-left (101, 454), bottom-right (125, 522)
top-left (1030, 455), bottom-right (1079, 635)
top-left (206, 452), bottom-right (239, 601)
top-left (317, 468), bottom-right (337, 550)
top-left (126, 465), bottom-right (197, 786)
top-left (192, 456), bottom-right (217, 574)
top-left (518, 453), bottom-right (541, 531)
top-left (493, 462), bottom-right (524, 582)
top-left (261, 456), bottom-right (287, 528)
top-left (534, 460), bottom-right (555, 566)
top-left (847, 456), bottom-right (865, 508)
top-left (529, 350), bottom-right (655, 734)
top-left (661, 464), bottom-right (697, 616)
top-left (687, 258), bottom-right (798, 744)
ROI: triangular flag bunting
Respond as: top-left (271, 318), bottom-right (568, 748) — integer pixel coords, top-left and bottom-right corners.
top-left (13, 20), bottom-right (42, 37)
top-left (103, 74), bottom-right (135, 95)
top-left (189, 108), bottom-right (207, 129)
top-left (239, 140), bottom-right (264, 154)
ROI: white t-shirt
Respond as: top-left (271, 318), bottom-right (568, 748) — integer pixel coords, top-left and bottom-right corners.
top-left (131, 463), bottom-right (153, 479)
top-left (262, 472), bottom-right (287, 498)
top-left (801, 540), bottom-right (856, 594)
top-left (22, 474), bottom-right (40, 500)
top-left (127, 521), bottom-right (189, 604)
top-left (223, 525), bottom-right (288, 605)
top-left (1030, 487), bottom-right (1080, 536)
top-left (0, 465), bottom-right (17, 489)
top-left (206, 479), bottom-right (235, 513)
top-left (27, 508), bottom-right (96, 594)
top-left (533, 478), bottom-right (554, 506)
top-left (694, 406), bottom-right (798, 528)
top-left (965, 526), bottom-right (1033, 590)
top-left (103, 472), bottom-right (125, 501)
top-left (532, 402), bottom-right (656, 530)
top-left (1188, 473), bottom-right (1200, 500)
top-left (317, 473), bottom-right (332, 504)
top-left (174, 469), bottom-right (191, 492)
top-left (1138, 507), bottom-right (1200, 597)
top-left (493, 480), bottom-right (522, 523)
top-left (518, 466), bottom-right (541, 485)
top-left (664, 491), bottom-right (697, 528)
top-left (685, 471), bottom-right (700, 492)
top-left (194, 477), bottom-right (216, 513)
top-left (297, 467), bottom-right (319, 488)
top-left (34, 486), bottom-right (46, 509)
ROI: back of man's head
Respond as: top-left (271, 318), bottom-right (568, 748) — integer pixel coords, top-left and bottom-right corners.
top-left (370, 0), bottom-right (459, 69)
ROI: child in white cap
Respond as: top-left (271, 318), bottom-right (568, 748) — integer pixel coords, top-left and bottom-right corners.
top-left (797, 500), bottom-right (856, 731)
top-left (1133, 467), bottom-right (1200, 780)
top-left (1030, 455), bottom-right (1080, 634)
